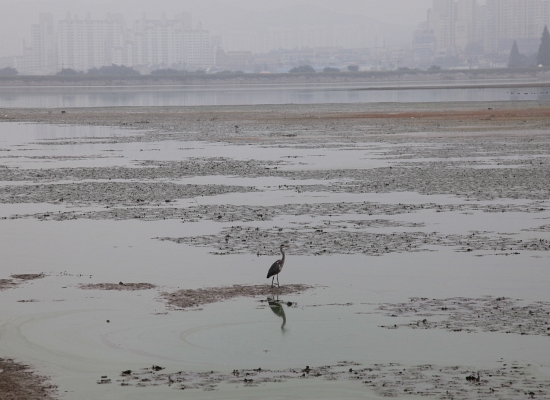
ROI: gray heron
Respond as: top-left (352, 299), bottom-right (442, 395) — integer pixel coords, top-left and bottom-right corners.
top-left (267, 244), bottom-right (288, 288)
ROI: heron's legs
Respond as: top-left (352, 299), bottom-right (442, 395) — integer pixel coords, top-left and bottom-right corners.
top-left (277, 275), bottom-right (280, 287)
top-left (271, 276), bottom-right (275, 288)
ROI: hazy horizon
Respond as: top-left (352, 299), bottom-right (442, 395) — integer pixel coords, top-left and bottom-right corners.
top-left (0, 0), bottom-right (433, 57)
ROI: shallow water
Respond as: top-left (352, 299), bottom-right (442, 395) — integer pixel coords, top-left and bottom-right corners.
top-left (1, 82), bottom-right (550, 108)
top-left (1, 120), bottom-right (550, 398)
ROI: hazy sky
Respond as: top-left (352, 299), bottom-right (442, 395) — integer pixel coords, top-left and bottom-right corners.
top-left (1, 0), bottom-right (434, 55)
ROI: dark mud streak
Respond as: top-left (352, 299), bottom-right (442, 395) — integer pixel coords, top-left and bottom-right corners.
top-left (79, 283), bottom-right (156, 291)
top-left (0, 274), bottom-right (46, 291)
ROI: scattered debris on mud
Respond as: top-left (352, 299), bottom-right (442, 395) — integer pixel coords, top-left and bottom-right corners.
top-left (79, 282), bottom-right (156, 291)
top-left (2, 159), bottom-right (550, 201)
top-left (9, 201), bottom-right (546, 222)
top-left (157, 226), bottom-right (550, 256)
top-left (112, 360), bottom-right (549, 399)
top-left (161, 284), bottom-right (312, 310)
top-left (376, 296), bottom-right (550, 337)
top-left (0, 358), bottom-right (56, 400)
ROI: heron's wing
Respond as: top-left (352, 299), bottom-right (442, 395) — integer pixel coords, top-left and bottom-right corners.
top-left (267, 260), bottom-right (281, 278)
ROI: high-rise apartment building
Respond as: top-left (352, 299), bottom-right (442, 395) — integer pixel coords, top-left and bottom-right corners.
top-left (132, 13), bottom-right (192, 68)
top-left (485, 0), bottom-right (550, 54)
top-left (36, 12), bottom-right (210, 73)
top-left (421, 0), bottom-right (550, 58)
top-left (23, 13), bottom-right (57, 74)
top-left (184, 24), bottom-right (213, 68)
top-left (428, 0), bottom-right (456, 54)
top-left (426, 0), bottom-right (483, 55)
top-left (57, 13), bottom-right (126, 71)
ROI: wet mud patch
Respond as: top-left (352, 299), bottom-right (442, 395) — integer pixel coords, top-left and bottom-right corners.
top-left (285, 163), bottom-right (550, 201)
top-left (157, 226), bottom-right (550, 256)
top-left (10, 273), bottom-right (45, 281)
top-left (15, 201), bottom-right (546, 223)
top-left (2, 156), bottom-right (550, 203)
top-left (0, 182), bottom-right (257, 206)
top-left (376, 296), bottom-right (550, 337)
top-left (110, 360), bottom-right (549, 399)
top-left (0, 158), bottom-right (288, 182)
top-left (0, 274), bottom-right (46, 291)
top-left (161, 284), bottom-right (312, 310)
top-left (79, 282), bottom-right (156, 291)
top-left (377, 135), bottom-right (550, 160)
top-left (0, 279), bottom-right (18, 291)
top-left (0, 358), bottom-right (57, 399)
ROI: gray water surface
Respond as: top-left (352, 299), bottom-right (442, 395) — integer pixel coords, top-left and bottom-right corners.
top-left (1, 82), bottom-right (549, 108)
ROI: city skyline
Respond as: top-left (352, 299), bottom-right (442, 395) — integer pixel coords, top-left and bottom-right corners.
top-left (0, 0), bottom-right (426, 59)
top-left (4, 1), bottom-right (550, 75)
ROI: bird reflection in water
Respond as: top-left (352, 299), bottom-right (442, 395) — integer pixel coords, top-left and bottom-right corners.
top-left (268, 297), bottom-right (287, 332)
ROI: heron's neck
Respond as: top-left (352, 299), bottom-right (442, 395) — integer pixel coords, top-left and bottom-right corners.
top-left (280, 247), bottom-right (285, 261)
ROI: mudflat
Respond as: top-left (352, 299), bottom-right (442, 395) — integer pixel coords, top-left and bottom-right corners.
top-left (1, 101), bottom-right (550, 399)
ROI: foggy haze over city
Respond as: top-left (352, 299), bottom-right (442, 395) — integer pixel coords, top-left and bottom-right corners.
top-left (3, 0), bottom-right (550, 75)
top-left (0, 0), bottom-right (431, 56)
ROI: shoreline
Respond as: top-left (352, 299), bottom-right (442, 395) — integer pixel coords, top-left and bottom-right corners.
top-left (2, 101), bottom-right (550, 137)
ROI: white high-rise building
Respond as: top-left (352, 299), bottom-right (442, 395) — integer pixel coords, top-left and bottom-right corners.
top-left (421, 0), bottom-right (550, 57)
top-left (57, 13), bottom-right (126, 72)
top-left (23, 12), bottom-right (213, 73)
top-left (132, 13), bottom-right (192, 68)
top-left (184, 24), bottom-right (212, 68)
top-left (23, 13), bottom-right (57, 74)
top-left (428, 0), bottom-right (456, 54)
top-left (485, 0), bottom-right (550, 54)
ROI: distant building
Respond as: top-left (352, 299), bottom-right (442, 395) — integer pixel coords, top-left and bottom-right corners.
top-left (413, 29), bottom-right (437, 67)
top-left (184, 25), bottom-right (213, 69)
top-left (420, 0), bottom-right (550, 61)
top-left (215, 48), bottom-right (252, 69)
top-left (23, 13), bottom-right (57, 75)
top-left (132, 13), bottom-right (191, 68)
top-left (485, 0), bottom-right (550, 54)
top-left (21, 12), bottom-right (213, 74)
top-left (57, 13), bottom-right (126, 72)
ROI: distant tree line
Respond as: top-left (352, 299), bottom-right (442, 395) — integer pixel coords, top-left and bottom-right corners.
top-left (56, 64), bottom-right (140, 76)
top-left (0, 67), bottom-right (18, 76)
top-left (289, 65), bottom-right (360, 73)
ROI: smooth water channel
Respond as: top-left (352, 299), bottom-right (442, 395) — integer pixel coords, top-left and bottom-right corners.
top-left (1, 80), bottom-right (550, 107)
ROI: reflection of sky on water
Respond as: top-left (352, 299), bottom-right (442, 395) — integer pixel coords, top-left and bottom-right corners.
top-left (1, 85), bottom-right (550, 108)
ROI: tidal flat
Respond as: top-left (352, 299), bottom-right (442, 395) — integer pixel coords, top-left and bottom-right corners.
top-left (1, 101), bottom-right (550, 399)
